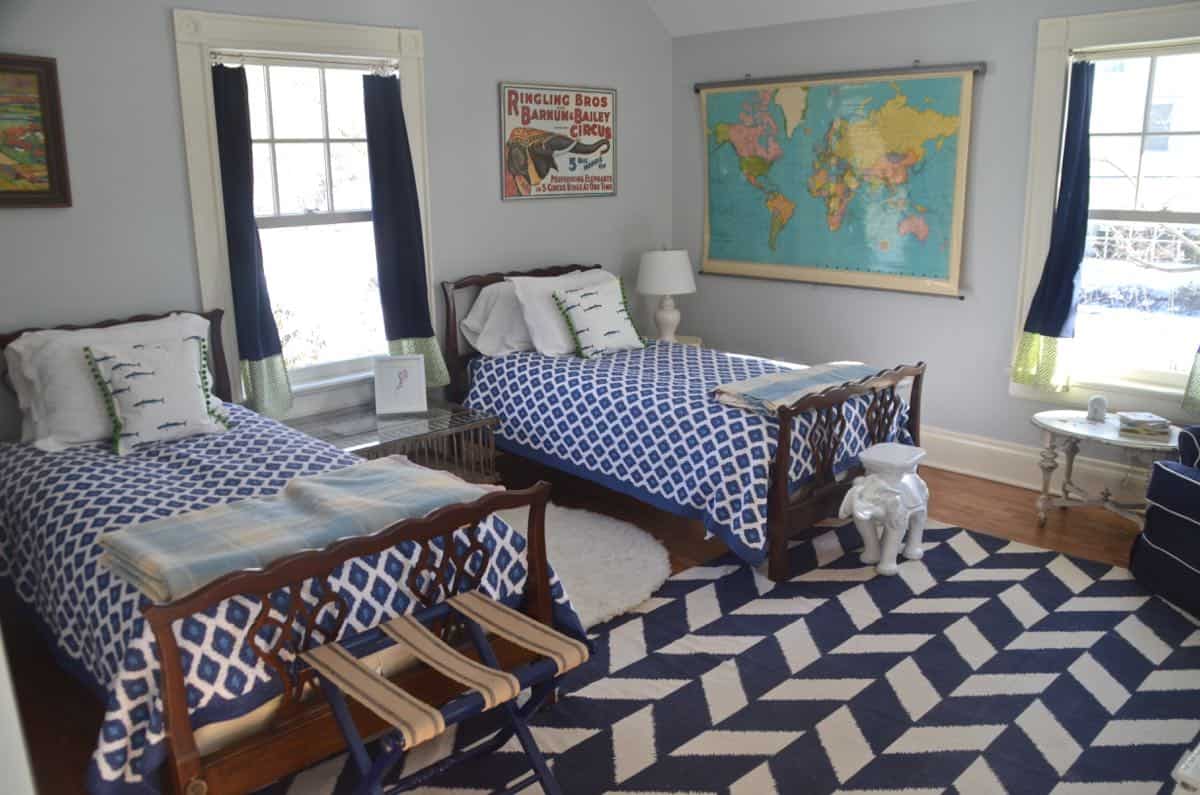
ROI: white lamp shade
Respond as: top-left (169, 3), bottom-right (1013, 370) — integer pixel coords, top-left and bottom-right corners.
top-left (637, 250), bottom-right (697, 296)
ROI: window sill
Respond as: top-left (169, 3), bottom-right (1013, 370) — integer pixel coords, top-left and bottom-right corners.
top-left (1009, 374), bottom-right (1192, 424)
top-left (1073, 376), bottom-right (1185, 401)
top-left (292, 370), bottom-right (373, 396)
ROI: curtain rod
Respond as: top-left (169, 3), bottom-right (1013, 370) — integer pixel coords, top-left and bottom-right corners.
top-left (1072, 38), bottom-right (1200, 61)
top-left (693, 61), bottom-right (986, 94)
top-left (210, 49), bottom-right (400, 72)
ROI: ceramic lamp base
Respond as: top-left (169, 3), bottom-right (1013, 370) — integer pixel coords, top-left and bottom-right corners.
top-left (655, 295), bottom-right (681, 342)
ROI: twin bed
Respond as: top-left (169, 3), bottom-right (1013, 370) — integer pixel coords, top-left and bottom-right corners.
top-left (0, 310), bottom-right (576, 795)
top-left (0, 267), bottom-right (923, 794)
top-left (444, 264), bottom-right (924, 581)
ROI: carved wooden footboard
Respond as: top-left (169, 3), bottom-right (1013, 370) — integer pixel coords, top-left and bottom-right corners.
top-left (766, 363), bottom-right (926, 581)
top-left (143, 483), bottom-right (555, 795)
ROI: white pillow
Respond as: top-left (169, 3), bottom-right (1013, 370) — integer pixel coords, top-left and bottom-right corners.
top-left (460, 282), bottom-right (534, 357)
top-left (507, 269), bottom-right (616, 356)
top-left (553, 277), bottom-right (643, 359)
top-left (6, 314), bottom-right (219, 451)
top-left (2, 347), bottom-right (36, 442)
top-left (86, 340), bottom-right (227, 455)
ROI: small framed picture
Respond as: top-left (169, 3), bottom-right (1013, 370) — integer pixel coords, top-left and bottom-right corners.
top-left (0, 54), bottom-right (71, 208)
top-left (374, 355), bottom-right (427, 415)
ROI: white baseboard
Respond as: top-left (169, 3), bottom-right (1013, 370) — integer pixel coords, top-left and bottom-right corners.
top-left (921, 424), bottom-right (1150, 501)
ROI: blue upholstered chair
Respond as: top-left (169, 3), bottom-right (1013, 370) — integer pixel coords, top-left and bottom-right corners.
top-left (1131, 425), bottom-right (1200, 617)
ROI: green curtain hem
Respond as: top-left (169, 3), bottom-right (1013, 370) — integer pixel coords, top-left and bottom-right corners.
top-left (388, 337), bottom-right (450, 389)
top-left (241, 355), bottom-right (293, 418)
top-left (1011, 331), bottom-right (1071, 393)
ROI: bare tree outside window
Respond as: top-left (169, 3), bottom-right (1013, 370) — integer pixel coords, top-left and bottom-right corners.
top-left (1074, 52), bottom-right (1200, 385)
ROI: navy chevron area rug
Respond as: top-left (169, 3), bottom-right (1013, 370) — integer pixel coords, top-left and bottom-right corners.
top-left (282, 523), bottom-right (1200, 794)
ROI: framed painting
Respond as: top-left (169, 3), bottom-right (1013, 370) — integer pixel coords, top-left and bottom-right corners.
top-left (0, 54), bottom-right (71, 208)
top-left (698, 63), bottom-right (982, 296)
top-left (499, 81), bottom-right (615, 200)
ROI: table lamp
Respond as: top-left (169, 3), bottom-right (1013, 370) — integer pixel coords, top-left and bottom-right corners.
top-left (637, 250), bottom-right (697, 342)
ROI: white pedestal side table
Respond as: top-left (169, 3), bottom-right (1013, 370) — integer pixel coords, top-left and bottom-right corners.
top-left (1031, 409), bottom-right (1180, 528)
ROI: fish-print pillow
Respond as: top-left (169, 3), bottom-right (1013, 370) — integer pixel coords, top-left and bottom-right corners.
top-left (553, 277), bottom-right (644, 360)
top-left (85, 340), bottom-right (228, 454)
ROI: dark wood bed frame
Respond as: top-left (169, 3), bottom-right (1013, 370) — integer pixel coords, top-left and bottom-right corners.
top-left (145, 483), bottom-right (555, 795)
top-left (442, 264), bottom-right (926, 582)
top-left (0, 310), bottom-right (557, 795)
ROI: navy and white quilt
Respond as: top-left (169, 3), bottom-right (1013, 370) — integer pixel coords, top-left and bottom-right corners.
top-left (0, 405), bottom-right (581, 794)
top-left (467, 342), bottom-right (909, 566)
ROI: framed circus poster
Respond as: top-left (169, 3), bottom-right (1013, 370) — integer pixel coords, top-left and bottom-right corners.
top-left (698, 63), bottom-right (981, 296)
top-left (500, 81), bottom-right (615, 200)
top-left (0, 54), bottom-right (71, 208)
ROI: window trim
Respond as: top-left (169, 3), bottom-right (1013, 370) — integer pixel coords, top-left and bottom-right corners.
top-left (173, 11), bottom-right (433, 404)
top-left (1012, 3), bottom-right (1200, 405)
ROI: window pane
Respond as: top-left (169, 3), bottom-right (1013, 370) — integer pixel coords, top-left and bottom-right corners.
top-left (1090, 58), bottom-right (1150, 134)
top-left (1150, 53), bottom-right (1200, 134)
top-left (324, 69), bottom-right (368, 139)
top-left (251, 143), bottom-right (275, 217)
top-left (268, 66), bottom-right (324, 139)
top-left (260, 221), bottom-right (386, 369)
top-left (274, 143), bottom-right (329, 214)
top-left (1138, 134), bottom-right (1200, 212)
top-left (330, 142), bottom-right (371, 211)
top-left (245, 64), bottom-right (271, 139)
top-left (1089, 135), bottom-right (1140, 210)
top-left (1075, 219), bottom-right (1200, 380)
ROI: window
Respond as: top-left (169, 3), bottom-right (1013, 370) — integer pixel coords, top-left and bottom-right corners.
top-left (242, 61), bottom-right (386, 378)
top-left (174, 11), bottom-right (431, 407)
top-left (1016, 7), bottom-right (1200, 411)
top-left (1075, 51), bottom-right (1200, 390)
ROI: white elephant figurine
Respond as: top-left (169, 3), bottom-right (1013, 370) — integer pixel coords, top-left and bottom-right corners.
top-left (838, 444), bottom-right (930, 576)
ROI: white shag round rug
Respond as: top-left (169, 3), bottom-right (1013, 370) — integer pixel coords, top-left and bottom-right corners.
top-left (495, 503), bottom-right (671, 630)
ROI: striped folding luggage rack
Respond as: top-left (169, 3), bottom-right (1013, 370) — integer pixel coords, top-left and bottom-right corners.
top-left (302, 591), bottom-right (590, 795)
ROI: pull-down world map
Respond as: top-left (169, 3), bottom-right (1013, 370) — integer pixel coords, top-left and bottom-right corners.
top-left (701, 69), bottom-right (974, 295)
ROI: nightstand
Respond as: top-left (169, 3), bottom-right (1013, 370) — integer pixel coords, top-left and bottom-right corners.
top-left (675, 335), bottom-right (702, 346)
top-left (289, 401), bottom-right (500, 484)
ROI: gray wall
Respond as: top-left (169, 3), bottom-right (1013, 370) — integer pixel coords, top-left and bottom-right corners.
top-left (672, 0), bottom-right (1181, 447)
top-left (0, 0), bottom-right (671, 336)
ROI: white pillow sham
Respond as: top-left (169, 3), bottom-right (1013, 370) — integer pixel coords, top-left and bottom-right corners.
top-left (6, 313), bottom-right (220, 451)
top-left (460, 282), bottom-right (534, 357)
top-left (553, 277), bottom-right (643, 359)
top-left (507, 269), bottom-right (616, 356)
top-left (86, 340), bottom-right (227, 455)
top-left (3, 345), bottom-right (39, 443)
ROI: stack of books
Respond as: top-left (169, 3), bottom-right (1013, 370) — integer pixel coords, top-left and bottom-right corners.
top-left (1117, 411), bottom-right (1172, 439)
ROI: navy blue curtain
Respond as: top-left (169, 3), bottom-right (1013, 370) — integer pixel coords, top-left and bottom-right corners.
top-left (1023, 61), bottom-right (1096, 339)
top-left (211, 65), bottom-right (291, 415)
top-left (363, 74), bottom-right (434, 343)
top-left (362, 74), bottom-right (448, 387)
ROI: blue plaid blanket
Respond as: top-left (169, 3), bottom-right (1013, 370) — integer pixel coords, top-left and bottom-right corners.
top-left (0, 405), bottom-right (581, 794)
top-left (713, 362), bottom-right (880, 412)
top-left (100, 456), bottom-right (494, 603)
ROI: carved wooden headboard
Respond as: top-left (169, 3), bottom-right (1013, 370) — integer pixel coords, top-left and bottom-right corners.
top-left (441, 264), bottom-right (601, 402)
top-left (0, 308), bottom-right (234, 402)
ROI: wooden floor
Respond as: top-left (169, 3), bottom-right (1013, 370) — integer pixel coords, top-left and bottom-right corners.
top-left (1, 462), bottom-right (1141, 794)
top-left (500, 458), bottom-right (1142, 572)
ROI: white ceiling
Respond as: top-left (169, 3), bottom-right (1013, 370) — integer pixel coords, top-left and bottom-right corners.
top-left (647, 0), bottom-right (971, 38)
